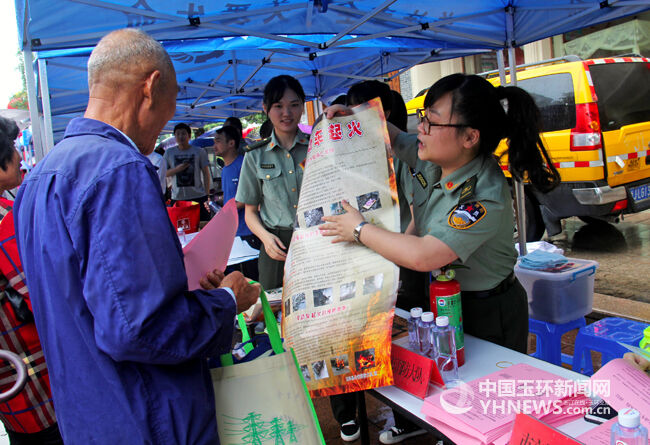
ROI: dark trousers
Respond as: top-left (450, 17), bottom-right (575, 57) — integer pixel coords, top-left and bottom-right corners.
top-left (258, 227), bottom-right (293, 290)
top-left (396, 266), bottom-right (430, 311)
top-left (225, 234), bottom-right (261, 282)
top-left (7, 423), bottom-right (64, 445)
top-left (462, 278), bottom-right (529, 353)
top-left (330, 392), bottom-right (358, 424)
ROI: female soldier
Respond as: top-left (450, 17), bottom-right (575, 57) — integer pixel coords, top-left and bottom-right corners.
top-left (323, 73), bottom-right (559, 443)
top-left (235, 75), bottom-right (309, 290)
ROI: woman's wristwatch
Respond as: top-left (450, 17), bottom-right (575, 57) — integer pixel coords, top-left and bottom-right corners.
top-left (353, 221), bottom-right (369, 245)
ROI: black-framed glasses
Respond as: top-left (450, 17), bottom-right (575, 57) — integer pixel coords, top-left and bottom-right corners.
top-left (417, 108), bottom-right (468, 135)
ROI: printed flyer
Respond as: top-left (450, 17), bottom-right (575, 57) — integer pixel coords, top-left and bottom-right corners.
top-left (282, 99), bottom-right (400, 397)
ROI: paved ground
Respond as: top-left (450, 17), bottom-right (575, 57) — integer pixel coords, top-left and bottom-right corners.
top-left (548, 210), bottom-right (650, 304)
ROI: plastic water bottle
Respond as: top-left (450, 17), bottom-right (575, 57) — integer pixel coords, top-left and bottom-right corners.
top-left (208, 201), bottom-right (221, 217)
top-left (435, 316), bottom-right (459, 385)
top-left (611, 408), bottom-right (648, 445)
top-left (418, 312), bottom-right (437, 358)
top-left (407, 307), bottom-right (423, 350)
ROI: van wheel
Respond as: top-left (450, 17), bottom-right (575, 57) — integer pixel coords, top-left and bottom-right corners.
top-left (525, 195), bottom-right (545, 242)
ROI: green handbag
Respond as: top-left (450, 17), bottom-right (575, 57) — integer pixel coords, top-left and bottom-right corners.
top-left (211, 284), bottom-right (325, 444)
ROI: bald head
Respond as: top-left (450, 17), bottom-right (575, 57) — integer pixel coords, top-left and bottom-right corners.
top-left (85, 28), bottom-right (178, 155)
top-left (88, 28), bottom-right (175, 90)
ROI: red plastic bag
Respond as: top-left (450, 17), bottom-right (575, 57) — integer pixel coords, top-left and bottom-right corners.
top-left (167, 201), bottom-right (200, 233)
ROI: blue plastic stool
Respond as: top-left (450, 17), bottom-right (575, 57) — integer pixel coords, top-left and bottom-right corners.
top-left (529, 317), bottom-right (586, 366)
top-left (572, 317), bottom-right (649, 376)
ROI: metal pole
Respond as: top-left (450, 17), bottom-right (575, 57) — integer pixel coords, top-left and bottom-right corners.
top-left (38, 59), bottom-right (55, 154)
top-left (23, 49), bottom-right (45, 163)
top-left (507, 46), bottom-right (528, 256)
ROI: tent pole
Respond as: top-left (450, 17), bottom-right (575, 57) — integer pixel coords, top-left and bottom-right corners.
top-left (324, 0), bottom-right (397, 48)
top-left (506, 46), bottom-right (528, 256)
top-left (38, 59), bottom-right (55, 154)
top-left (23, 49), bottom-right (45, 163)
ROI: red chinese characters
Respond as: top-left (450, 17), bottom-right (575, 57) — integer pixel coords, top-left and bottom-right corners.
top-left (328, 123), bottom-right (343, 141)
top-left (347, 120), bottom-right (363, 137)
top-left (312, 129), bottom-right (324, 147)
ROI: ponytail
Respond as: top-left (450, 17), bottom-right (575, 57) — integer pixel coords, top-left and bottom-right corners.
top-left (496, 86), bottom-right (560, 193)
top-left (423, 74), bottom-right (560, 193)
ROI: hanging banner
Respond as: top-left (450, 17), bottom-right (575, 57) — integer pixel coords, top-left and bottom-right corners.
top-left (282, 98), bottom-right (400, 397)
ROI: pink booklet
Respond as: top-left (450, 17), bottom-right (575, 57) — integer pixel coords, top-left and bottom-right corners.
top-left (421, 363), bottom-right (590, 445)
top-left (183, 198), bottom-right (238, 290)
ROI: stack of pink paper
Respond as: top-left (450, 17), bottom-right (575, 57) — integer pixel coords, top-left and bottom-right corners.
top-left (421, 363), bottom-right (591, 445)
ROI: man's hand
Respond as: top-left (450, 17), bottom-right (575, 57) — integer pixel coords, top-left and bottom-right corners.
top-left (199, 269), bottom-right (225, 290)
top-left (220, 271), bottom-right (261, 314)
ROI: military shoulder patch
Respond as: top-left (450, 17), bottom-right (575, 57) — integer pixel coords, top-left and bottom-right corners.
top-left (245, 137), bottom-right (272, 152)
top-left (448, 202), bottom-right (487, 230)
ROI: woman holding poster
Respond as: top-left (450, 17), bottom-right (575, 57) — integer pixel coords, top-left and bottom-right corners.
top-left (323, 74), bottom-right (560, 441)
top-left (236, 75), bottom-right (309, 290)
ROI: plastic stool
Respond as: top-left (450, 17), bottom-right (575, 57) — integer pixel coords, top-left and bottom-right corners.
top-left (529, 317), bottom-right (586, 366)
top-left (572, 317), bottom-right (649, 376)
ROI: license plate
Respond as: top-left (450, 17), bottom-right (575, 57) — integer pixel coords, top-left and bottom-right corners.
top-left (630, 184), bottom-right (650, 203)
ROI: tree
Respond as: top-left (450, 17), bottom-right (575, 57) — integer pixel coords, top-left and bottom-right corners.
top-left (8, 91), bottom-right (28, 110)
top-left (8, 51), bottom-right (28, 110)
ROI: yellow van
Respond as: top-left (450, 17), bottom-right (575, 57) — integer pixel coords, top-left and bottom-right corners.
top-left (405, 56), bottom-right (650, 240)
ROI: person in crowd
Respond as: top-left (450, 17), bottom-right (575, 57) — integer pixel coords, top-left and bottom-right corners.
top-left (236, 75), bottom-right (309, 290)
top-left (164, 122), bottom-right (212, 220)
top-left (323, 73), bottom-right (560, 443)
top-left (259, 118), bottom-right (273, 139)
top-left (154, 142), bottom-right (165, 156)
top-left (213, 125), bottom-right (261, 280)
top-left (0, 117), bottom-right (63, 445)
top-left (147, 146), bottom-right (167, 194)
top-left (330, 94), bottom-right (348, 106)
top-left (388, 90), bottom-right (408, 133)
top-left (224, 116), bottom-right (247, 154)
top-left (14, 28), bottom-right (259, 444)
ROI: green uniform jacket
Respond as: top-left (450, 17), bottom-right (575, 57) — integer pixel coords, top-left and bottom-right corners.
top-left (393, 132), bottom-right (517, 291)
top-left (235, 130), bottom-right (310, 229)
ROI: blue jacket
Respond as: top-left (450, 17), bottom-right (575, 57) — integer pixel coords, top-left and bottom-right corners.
top-left (14, 118), bottom-right (236, 444)
top-left (221, 155), bottom-right (252, 237)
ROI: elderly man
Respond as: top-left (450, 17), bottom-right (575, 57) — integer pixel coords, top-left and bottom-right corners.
top-left (14, 28), bottom-right (258, 444)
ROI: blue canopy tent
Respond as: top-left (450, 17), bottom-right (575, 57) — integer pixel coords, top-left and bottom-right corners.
top-left (16, 0), bottom-right (650, 158)
top-left (35, 36), bottom-right (485, 143)
top-left (15, 0), bottom-right (650, 251)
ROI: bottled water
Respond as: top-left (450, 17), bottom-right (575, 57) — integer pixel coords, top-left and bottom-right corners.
top-left (611, 408), bottom-right (648, 445)
top-left (407, 307), bottom-right (423, 350)
top-left (418, 312), bottom-right (437, 358)
top-left (435, 316), bottom-right (459, 385)
top-left (208, 201), bottom-right (221, 217)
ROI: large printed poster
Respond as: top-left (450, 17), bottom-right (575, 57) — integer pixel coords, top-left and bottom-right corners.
top-left (282, 99), bottom-right (400, 397)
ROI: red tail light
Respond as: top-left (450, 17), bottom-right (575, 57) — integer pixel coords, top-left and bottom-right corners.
top-left (570, 102), bottom-right (602, 151)
top-left (611, 199), bottom-right (628, 212)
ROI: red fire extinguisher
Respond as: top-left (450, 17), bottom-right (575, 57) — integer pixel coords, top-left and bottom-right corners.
top-left (430, 267), bottom-right (465, 367)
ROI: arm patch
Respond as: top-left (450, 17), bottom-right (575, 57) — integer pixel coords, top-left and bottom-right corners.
top-left (448, 202), bottom-right (487, 229)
